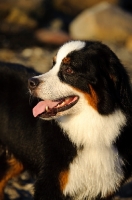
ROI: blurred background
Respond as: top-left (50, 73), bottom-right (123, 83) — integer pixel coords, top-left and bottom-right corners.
top-left (0, 0), bottom-right (132, 199)
top-left (0, 0), bottom-right (132, 74)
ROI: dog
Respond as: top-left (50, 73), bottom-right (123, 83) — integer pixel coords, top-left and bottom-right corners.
top-left (0, 40), bottom-right (132, 200)
top-left (0, 62), bottom-right (41, 199)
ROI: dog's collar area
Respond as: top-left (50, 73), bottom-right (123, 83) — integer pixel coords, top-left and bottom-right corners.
top-left (33, 96), bottom-right (79, 118)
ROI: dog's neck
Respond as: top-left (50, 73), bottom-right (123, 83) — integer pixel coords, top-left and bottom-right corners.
top-left (56, 107), bottom-right (126, 199)
top-left (56, 106), bottom-right (126, 148)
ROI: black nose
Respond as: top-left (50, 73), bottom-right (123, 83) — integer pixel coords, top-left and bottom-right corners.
top-left (28, 77), bottom-right (40, 90)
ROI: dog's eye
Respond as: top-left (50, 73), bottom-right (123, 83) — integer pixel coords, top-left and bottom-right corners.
top-left (64, 67), bottom-right (74, 75)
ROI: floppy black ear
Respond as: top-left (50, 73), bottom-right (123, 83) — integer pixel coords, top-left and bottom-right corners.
top-left (89, 42), bottom-right (132, 114)
top-left (108, 54), bottom-right (132, 113)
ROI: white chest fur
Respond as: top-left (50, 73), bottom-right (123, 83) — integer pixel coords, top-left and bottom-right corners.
top-left (63, 144), bottom-right (123, 199)
top-left (57, 107), bottom-right (126, 199)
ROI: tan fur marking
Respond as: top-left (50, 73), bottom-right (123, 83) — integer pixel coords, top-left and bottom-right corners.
top-left (0, 157), bottom-right (24, 200)
top-left (62, 57), bottom-right (71, 65)
top-left (84, 85), bottom-right (98, 110)
top-left (59, 170), bottom-right (69, 191)
top-left (73, 85), bottom-right (98, 110)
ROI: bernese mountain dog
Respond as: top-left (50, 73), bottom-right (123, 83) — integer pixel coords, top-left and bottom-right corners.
top-left (0, 40), bottom-right (132, 200)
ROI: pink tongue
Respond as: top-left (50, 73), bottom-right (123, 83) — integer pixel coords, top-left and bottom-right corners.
top-left (33, 100), bottom-right (59, 117)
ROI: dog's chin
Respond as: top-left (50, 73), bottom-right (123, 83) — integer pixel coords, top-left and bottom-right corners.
top-left (34, 95), bottom-right (79, 120)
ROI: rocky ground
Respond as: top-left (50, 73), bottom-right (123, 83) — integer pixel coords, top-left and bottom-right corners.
top-left (4, 173), bottom-right (132, 200)
top-left (0, 0), bottom-right (132, 199)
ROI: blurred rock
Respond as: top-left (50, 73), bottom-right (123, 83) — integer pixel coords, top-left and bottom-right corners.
top-left (5, 8), bottom-right (36, 27)
top-left (126, 36), bottom-right (132, 51)
top-left (0, 0), bottom-right (43, 14)
top-left (0, 47), bottom-right (56, 73)
top-left (35, 28), bottom-right (71, 45)
top-left (5, 171), bottom-right (34, 200)
top-left (0, 0), bottom-right (44, 33)
top-left (0, 8), bottom-right (37, 33)
top-left (70, 2), bottom-right (132, 42)
top-left (53, 0), bottom-right (118, 15)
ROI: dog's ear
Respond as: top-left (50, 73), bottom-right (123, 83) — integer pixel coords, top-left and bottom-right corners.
top-left (88, 43), bottom-right (132, 114)
top-left (94, 42), bottom-right (132, 113)
top-left (108, 54), bottom-right (132, 113)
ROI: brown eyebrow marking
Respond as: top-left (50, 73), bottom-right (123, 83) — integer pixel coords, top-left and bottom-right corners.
top-left (62, 57), bottom-right (71, 65)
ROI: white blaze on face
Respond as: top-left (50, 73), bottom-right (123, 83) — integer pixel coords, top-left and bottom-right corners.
top-left (46, 40), bottom-right (85, 77)
top-left (54, 40), bottom-right (85, 74)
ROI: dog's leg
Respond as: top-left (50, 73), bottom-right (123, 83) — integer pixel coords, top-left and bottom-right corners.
top-left (0, 155), bottom-right (24, 200)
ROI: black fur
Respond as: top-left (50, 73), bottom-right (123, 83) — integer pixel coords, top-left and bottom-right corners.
top-left (0, 62), bottom-right (76, 200)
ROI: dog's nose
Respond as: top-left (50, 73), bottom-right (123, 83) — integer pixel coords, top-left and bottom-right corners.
top-left (28, 78), bottom-right (40, 90)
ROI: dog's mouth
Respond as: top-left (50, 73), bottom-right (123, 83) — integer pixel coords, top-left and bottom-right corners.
top-left (32, 96), bottom-right (79, 118)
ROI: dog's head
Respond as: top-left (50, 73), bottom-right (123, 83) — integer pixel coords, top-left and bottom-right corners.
top-left (28, 40), bottom-right (131, 120)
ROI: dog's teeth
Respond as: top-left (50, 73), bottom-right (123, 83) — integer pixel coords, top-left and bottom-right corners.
top-left (57, 101), bottom-right (65, 108)
top-left (45, 106), bottom-right (49, 112)
top-left (61, 102), bottom-right (65, 106)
